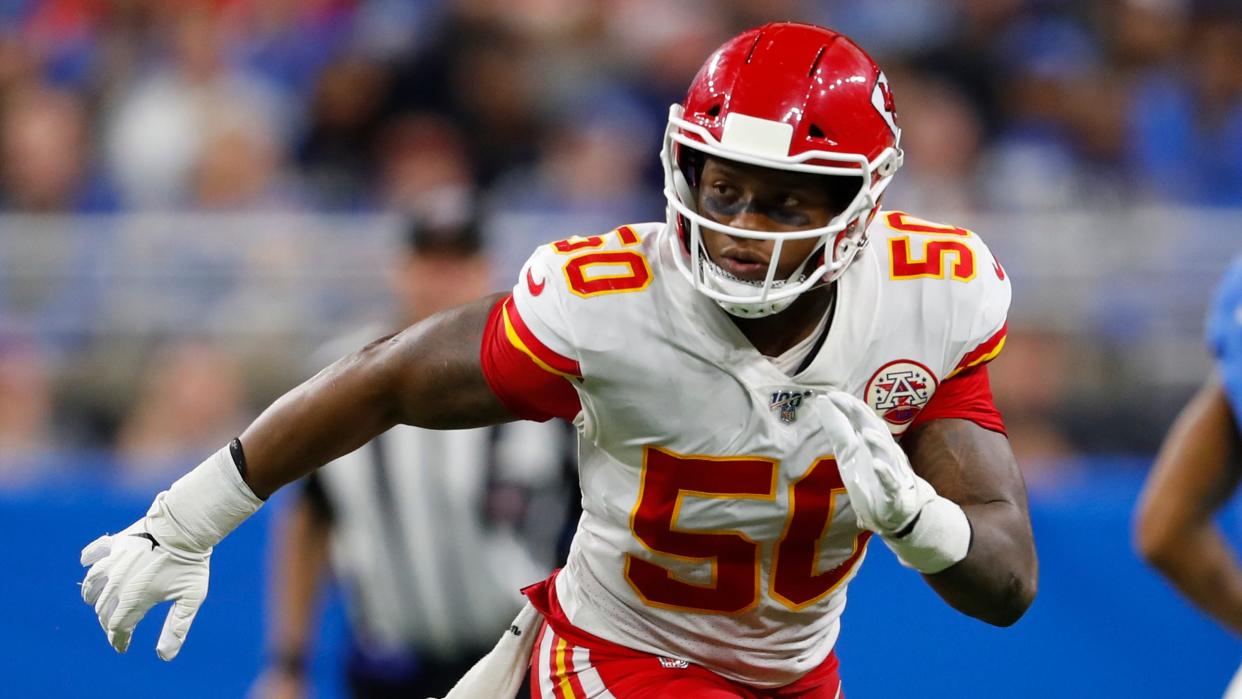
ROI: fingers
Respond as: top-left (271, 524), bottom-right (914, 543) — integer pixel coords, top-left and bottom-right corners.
top-left (96, 590), bottom-right (121, 641)
top-left (81, 564), bottom-right (109, 605)
top-left (827, 391), bottom-right (878, 428)
top-left (860, 427), bottom-right (895, 458)
top-left (816, 394), bottom-right (869, 460)
top-left (829, 424), bottom-right (867, 480)
top-left (861, 426), bottom-right (917, 504)
top-left (81, 534), bottom-right (116, 607)
top-left (108, 622), bottom-right (134, 655)
top-left (829, 431), bottom-right (878, 530)
top-left (80, 534), bottom-right (112, 567)
top-left (860, 428), bottom-right (899, 481)
top-left (826, 392), bottom-right (906, 471)
top-left (817, 394), bottom-right (859, 444)
top-left (92, 546), bottom-right (143, 652)
top-left (107, 561), bottom-right (163, 654)
top-left (157, 597), bottom-right (203, 661)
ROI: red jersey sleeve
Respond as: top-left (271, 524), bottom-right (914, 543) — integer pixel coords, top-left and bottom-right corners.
top-left (910, 363), bottom-right (1006, 435)
top-left (480, 295), bottom-right (582, 422)
top-left (946, 322), bottom-right (1007, 379)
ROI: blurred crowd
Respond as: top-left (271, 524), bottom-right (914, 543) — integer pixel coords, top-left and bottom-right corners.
top-left (2, 0), bottom-right (1241, 485)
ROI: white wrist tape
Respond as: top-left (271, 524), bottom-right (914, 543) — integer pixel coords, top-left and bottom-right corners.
top-left (883, 495), bottom-right (972, 574)
top-left (145, 444), bottom-right (264, 552)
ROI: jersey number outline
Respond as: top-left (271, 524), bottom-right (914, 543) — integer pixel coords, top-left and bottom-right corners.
top-left (551, 226), bottom-right (652, 298)
top-left (885, 211), bottom-right (977, 283)
top-left (626, 447), bottom-right (871, 615)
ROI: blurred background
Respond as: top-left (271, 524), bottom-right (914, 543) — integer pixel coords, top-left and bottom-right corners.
top-left (2, 0), bottom-right (1240, 696)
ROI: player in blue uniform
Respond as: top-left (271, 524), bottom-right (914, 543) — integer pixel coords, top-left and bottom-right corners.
top-left (1136, 256), bottom-right (1242, 696)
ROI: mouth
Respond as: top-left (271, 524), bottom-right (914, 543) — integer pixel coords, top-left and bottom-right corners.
top-left (699, 248), bottom-right (809, 292)
top-left (717, 249), bottom-right (770, 280)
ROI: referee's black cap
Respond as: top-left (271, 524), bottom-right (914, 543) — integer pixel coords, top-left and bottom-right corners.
top-left (404, 213), bottom-right (483, 257)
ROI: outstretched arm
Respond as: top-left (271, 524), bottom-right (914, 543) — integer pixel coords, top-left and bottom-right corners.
top-left (1134, 375), bottom-right (1242, 635)
top-left (903, 418), bottom-right (1038, 627)
top-left (80, 292), bottom-right (519, 658)
top-left (241, 292), bottom-right (514, 498)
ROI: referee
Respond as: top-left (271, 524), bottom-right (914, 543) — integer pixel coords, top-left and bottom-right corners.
top-left (252, 216), bottom-right (575, 699)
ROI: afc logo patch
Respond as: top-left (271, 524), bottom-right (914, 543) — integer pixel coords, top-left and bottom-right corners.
top-left (865, 360), bottom-right (938, 433)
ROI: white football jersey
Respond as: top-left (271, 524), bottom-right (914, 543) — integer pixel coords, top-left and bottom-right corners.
top-left (507, 211), bottom-right (1010, 687)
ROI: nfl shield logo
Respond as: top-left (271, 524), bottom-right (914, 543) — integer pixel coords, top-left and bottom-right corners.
top-left (769, 390), bottom-right (813, 424)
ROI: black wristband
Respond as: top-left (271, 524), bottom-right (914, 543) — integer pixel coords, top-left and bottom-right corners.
top-left (274, 651), bottom-right (307, 676)
top-left (229, 438), bottom-right (267, 501)
top-left (229, 438), bottom-right (248, 479)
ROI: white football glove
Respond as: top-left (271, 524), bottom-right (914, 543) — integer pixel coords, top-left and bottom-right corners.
top-left (80, 444), bottom-right (262, 659)
top-left (79, 502), bottom-right (210, 659)
top-left (819, 391), bottom-right (972, 573)
top-left (821, 390), bottom-right (936, 535)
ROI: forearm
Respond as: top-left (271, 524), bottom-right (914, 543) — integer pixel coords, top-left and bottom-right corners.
top-left (240, 336), bottom-right (405, 498)
top-left (1135, 376), bottom-right (1242, 634)
top-left (240, 294), bottom-right (511, 498)
top-left (922, 499), bottom-right (1038, 626)
top-left (1148, 523), bottom-right (1242, 635)
top-left (902, 418), bottom-right (1038, 626)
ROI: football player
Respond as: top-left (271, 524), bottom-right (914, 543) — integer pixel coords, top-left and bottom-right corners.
top-left (80, 23), bottom-right (1037, 698)
top-left (1135, 256), bottom-right (1242, 697)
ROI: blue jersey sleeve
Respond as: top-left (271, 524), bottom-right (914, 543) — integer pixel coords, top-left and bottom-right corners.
top-left (1207, 256), bottom-right (1242, 422)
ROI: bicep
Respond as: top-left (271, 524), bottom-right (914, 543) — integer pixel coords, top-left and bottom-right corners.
top-left (903, 418), bottom-right (1028, 511)
top-left (387, 292), bottom-right (519, 429)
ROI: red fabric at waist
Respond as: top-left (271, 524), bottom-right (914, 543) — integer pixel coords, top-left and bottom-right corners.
top-left (521, 570), bottom-right (841, 696)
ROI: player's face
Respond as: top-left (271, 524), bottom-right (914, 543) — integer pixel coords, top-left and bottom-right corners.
top-left (696, 156), bottom-right (847, 282)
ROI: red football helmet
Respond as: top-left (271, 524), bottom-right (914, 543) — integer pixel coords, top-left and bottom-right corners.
top-left (662, 22), bottom-right (903, 317)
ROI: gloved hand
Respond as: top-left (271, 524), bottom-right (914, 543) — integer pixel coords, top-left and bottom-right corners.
top-left (79, 496), bottom-right (211, 660)
top-left (818, 391), bottom-right (971, 573)
top-left (79, 444), bottom-right (262, 659)
top-left (819, 390), bottom-right (935, 535)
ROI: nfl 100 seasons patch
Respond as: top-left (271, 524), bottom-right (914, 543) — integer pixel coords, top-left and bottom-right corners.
top-left (769, 389), bottom-right (815, 424)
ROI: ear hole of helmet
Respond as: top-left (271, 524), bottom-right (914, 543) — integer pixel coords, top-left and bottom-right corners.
top-left (677, 148), bottom-right (705, 193)
top-left (672, 148), bottom-right (704, 251)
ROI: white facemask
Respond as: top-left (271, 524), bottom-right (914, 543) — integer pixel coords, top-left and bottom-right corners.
top-left (661, 104), bottom-right (902, 317)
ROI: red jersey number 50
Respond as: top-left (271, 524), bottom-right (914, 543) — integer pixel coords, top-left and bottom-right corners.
top-left (885, 211), bottom-right (976, 283)
top-left (626, 447), bottom-right (871, 614)
top-left (550, 226), bottom-right (652, 298)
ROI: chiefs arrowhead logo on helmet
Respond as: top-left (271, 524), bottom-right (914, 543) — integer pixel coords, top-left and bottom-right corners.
top-left (871, 72), bottom-right (898, 139)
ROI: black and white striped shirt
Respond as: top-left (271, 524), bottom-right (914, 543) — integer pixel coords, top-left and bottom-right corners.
top-left (303, 332), bottom-right (575, 657)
